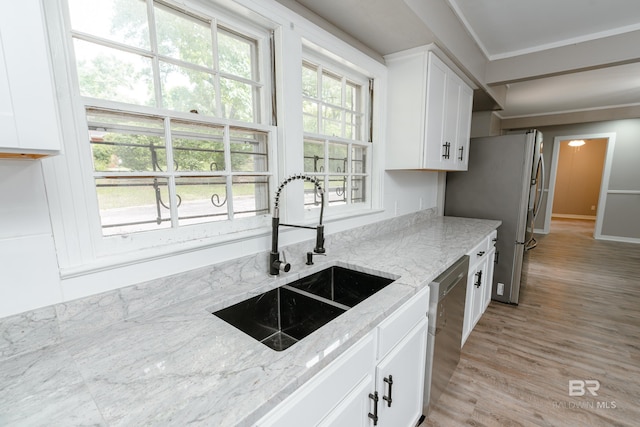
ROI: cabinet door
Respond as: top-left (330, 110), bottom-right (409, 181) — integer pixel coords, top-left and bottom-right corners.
top-left (376, 319), bottom-right (427, 427)
top-left (483, 248), bottom-right (496, 312)
top-left (255, 333), bottom-right (375, 427)
top-left (453, 82), bottom-right (473, 171)
top-left (470, 258), bottom-right (488, 329)
top-left (462, 262), bottom-right (475, 346)
top-left (442, 73), bottom-right (460, 170)
top-left (0, 0), bottom-right (61, 156)
top-left (424, 52), bottom-right (448, 169)
top-left (317, 374), bottom-right (374, 427)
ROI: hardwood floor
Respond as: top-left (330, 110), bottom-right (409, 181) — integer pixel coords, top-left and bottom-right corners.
top-left (423, 219), bottom-right (640, 427)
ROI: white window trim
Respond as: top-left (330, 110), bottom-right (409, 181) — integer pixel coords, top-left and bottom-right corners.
top-left (42, 0), bottom-right (387, 279)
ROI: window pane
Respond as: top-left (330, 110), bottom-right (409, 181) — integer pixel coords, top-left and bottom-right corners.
top-left (87, 110), bottom-right (165, 172)
top-left (303, 100), bottom-right (318, 133)
top-left (323, 105), bottom-right (342, 137)
top-left (327, 175), bottom-right (347, 205)
top-left (344, 112), bottom-right (356, 140)
top-left (351, 176), bottom-right (366, 203)
top-left (352, 145), bottom-right (367, 174)
top-left (171, 122), bottom-right (225, 172)
top-left (218, 30), bottom-right (254, 80)
top-left (302, 64), bottom-right (317, 97)
top-left (220, 77), bottom-right (255, 122)
top-left (232, 176), bottom-right (270, 217)
top-left (176, 176), bottom-right (228, 225)
top-left (74, 39), bottom-right (154, 106)
top-left (323, 118), bottom-right (342, 138)
top-left (345, 82), bottom-right (356, 110)
top-left (328, 142), bottom-right (348, 173)
top-left (68, 0), bottom-right (150, 50)
top-left (154, 4), bottom-right (213, 68)
top-left (303, 181), bottom-right (324, 207)
top-left (230, 129), bottom-right (268, 172)
top-left (160, 61), bottom-right (216, 115)
top-left (322, 72), bottom-right (342, 105)
top-left (96, 177), bottom-right (172, 235)
top-left (304, 139), bottom-right (325, 173)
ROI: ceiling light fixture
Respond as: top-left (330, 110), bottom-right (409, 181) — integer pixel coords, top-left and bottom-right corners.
top-left (568, 140), bottom-right (585, 147)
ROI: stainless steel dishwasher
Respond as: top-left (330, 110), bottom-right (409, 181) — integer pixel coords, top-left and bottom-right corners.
top-left (422, 255), bottom-right (469, 417)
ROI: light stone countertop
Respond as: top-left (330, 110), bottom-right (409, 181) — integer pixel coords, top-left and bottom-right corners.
top-left (0, 214), bottom-right (500, 426)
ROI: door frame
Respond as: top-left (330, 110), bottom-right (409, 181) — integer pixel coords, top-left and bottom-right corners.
top-left (545, 132), bottom-right (616, 238)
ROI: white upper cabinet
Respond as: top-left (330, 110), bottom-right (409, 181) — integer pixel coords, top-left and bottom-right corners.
top-left (0, 0), bottom-right (62, 158)
top-left (385, 46), bottom-right (473, 171)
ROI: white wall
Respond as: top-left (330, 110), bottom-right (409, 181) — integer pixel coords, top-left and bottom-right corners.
top-left (0, 160), bottom-right (62, 316)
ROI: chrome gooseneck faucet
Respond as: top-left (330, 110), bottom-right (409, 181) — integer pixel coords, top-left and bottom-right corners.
top-left (270, 174), bottom-right (325, 275)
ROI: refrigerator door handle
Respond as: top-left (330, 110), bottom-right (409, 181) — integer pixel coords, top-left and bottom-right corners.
top-left (533, 156), bottom-right (546, 220)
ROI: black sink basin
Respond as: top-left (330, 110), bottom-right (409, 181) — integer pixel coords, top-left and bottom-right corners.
top-left (287, 266), bottom-right (395, 308)
top-left (212, 266), bottom-right (394, 351)
top-left (214, 287), bottom-right (345, 351)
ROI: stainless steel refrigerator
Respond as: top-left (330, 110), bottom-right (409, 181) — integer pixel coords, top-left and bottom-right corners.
top-left (444, 130), bottom-right (545, 304)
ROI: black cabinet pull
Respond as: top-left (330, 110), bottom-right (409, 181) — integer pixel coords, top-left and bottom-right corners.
top-left (368, 391), bottom-right (379, 425)
top-left (442, 142), bottom-right (451, 159)
top-left (494, 250), bottom-right (499, 264)
top-left (383, 375), bottom-right (394, 407)
top-left (475, 270), bottom-right (483, 288)
top-left (477, 250), bottom-right (485, 257)
top-left (458, 145), bottom-right (464, 161)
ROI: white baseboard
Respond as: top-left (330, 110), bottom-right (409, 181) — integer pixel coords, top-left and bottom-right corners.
top-left (552, 214), bottom-right (596, 220)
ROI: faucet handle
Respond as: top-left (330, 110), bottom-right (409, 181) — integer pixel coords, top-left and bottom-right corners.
top-left (278, 251), bottom-right (291, 272)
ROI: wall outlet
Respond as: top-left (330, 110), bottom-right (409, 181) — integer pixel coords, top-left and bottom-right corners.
top-left (497, 282), bottom-right (505, 295)
top-left (591, 205), bottom-right (596, 211)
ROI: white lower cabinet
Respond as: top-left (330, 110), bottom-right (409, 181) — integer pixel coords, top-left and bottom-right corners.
top-left (255, 287), bottom-right (429, 427)
top-left (374, 319), bottom-right (427, 427)
top-left (254, 333), bottom-right (375, 427)
top-left (318, 375), bottom-right (374, 427)
top-left (462, 231), bottom-right (497, 346)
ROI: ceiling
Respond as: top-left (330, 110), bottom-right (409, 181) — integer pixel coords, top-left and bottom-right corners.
top-left (276, 0), bottom-right (640, 121)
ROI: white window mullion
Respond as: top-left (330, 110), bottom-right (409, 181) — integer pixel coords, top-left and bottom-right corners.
top-left (316, 65), bottom-right (323, 135)
top-left (223, 125), bottom-right (234, 219)
top-left (147, 0), bottom-right (163, 109)
top-left (346, 141), bottom-right (353, 204)
top-left (163, 117), bottom-right (179, 228)
top-left (323, 137), bottom-right (330, 202)
top-left (341, 76), bottom-right (346, 139)
top-left (212, 19), bottom-right (222, 119)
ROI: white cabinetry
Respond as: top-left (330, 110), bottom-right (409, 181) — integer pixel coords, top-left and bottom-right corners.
top-left (374, 319), bottom-right (426, 427)
top-left (0, 0), bottom-right (61, 158)
top-left (462, 230), bottom-right (497, 346)
top-left (256, 287), bottom-right (429, 427)
top-left (385, 45), bottom-right (473, 171)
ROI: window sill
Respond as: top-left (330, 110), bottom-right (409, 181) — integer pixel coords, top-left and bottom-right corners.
top-left (59, 225), bottom-right (272, 279)
top-left (60, 208), bottom-right (385, 280)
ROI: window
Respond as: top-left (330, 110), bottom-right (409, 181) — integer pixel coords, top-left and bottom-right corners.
top-left (66, 0), bottom-right (272, 236)
top-left (301, 59), bottom-right (371, 209)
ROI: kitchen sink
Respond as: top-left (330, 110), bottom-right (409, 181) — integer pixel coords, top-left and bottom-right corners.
top-left (287, 266), bottom-right (395, 308)
top-left (212, 266), bottom-right (394, 351)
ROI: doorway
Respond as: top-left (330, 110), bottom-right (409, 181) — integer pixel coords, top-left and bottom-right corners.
top-left (545, 133), bottom-right (615, 237)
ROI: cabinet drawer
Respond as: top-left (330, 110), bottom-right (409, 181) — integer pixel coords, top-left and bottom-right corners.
top-left (377, 287), bottom-right (429, 360)
top-left (467, 238), bottom-right (490, 265)
top-left (488, 229), bottom-right (498, 248)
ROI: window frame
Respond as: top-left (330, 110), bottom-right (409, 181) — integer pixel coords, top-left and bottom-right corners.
top-left (42, 0), bottom-right (387, 277)
top-left (300, 48), bottom-right (374, 220)
top-left (46, 0), bottom-right (277, 263)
